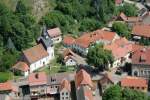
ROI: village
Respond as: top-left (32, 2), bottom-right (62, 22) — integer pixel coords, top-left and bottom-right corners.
top-left (0, 0), bottom-right (150, 100)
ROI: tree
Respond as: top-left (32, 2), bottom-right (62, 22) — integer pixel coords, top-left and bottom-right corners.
top-left (103, 85), bottom-right (149, 100)
top-left (112, 22), bottom-right (131, 39)
top-left (116, 3), bottom-right (138, 16)
top-left (122, 88), bottom-right (148, 100)
top-left (103, 85), bottom-right (122, 100)
top-left (15, 0), bottom-right (30, 15)
top-left (87, 44), bottom-right (114, 70)
top-left (79, 18), bottom-right (102, 32)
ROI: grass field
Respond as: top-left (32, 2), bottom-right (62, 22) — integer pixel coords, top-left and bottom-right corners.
top-left (0, 72), bottom-right (13, 82)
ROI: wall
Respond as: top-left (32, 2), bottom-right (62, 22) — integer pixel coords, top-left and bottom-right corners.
top-left (60, 89), bottom-right (70, 100)
top-left (29, 56), bottom-right (50, 72)
top-left (52, 36), bottom-right (62, 44)
top-left (65, 58), bottom-right (76, 66)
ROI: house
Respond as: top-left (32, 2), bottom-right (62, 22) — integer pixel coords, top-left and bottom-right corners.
top-left (75, 69), bottom-right (94, 100)
top-left (47, 72), bottom-right (74, 95)
top-left (132, 24), bottom-right (150, 41)
top-left (63, 36), bottom-right (75, 48)
top-left (63, 48), bottom-right (87, 66)
top-left (47, 27), bottom-right (62, 44)
top-left (22, 44), bottom-right (51, 73)
top-left (104, 37), bottom-right (132, 68)
top-left (22, 30), bottom-right (54, 73)
top-left (120, 76), bottom-right (148, 92)
top-left (117, 12), bottom-right (142, 27)
top-left (12, 61), bottom-right (29, 77)
top-left (60, 79), bottom-right (71, 100)
top-left (12, 27), bottom-right (54, 76)
top-left (28, 72), bottom-right (47, 98)
top-left (131, 47), bottom-right (150, 79)
top-left (0, 81), bottom-right (19, 99)
top-left (115, 0), bottom-right (123, 6)
top-left (99, 73), bottom-right (124, 95)
top-left (63, 29), bottom-right (119, 56)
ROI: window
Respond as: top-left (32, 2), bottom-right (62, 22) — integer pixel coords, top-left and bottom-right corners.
top-left (66, 97), bottom-right (68, 99)
top-left (142, 87), bottom-right (145, 90)
top-left (66, 92), bottom-right (68, 95)
top-left (62, 97), bottom-right (64, 100)
top-left (62, 93), bottom-right (64, 95)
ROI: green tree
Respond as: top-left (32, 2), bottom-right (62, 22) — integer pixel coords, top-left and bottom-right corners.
top-left (87, 44), bottom-right (114, 70)
top-left (122, 88), bottom-right (148, 100)
top-left (112, 22), bottom-right (131, 39)
top-left (103, 85), bottom-right (122, 100)
top-left (15, 0), bottom-right (30, 15)
top-left (116, 3), bottom-right (138, 16)
top-left (79, 18), bottom-right (102, 32)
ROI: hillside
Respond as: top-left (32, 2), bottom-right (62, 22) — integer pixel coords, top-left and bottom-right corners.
top-left (1, 0), bottom-right (54, 21)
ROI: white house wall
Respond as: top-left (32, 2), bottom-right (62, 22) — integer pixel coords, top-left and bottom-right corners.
top-left (29, 56), bottom-right (50, 72)
top-left (52, 36), bottom-right (62, 44)
top-left (65, 59), bottom-right (77, 66)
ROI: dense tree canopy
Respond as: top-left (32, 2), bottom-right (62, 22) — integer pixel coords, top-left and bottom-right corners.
top-left (0, 1), bottom-right (40, 71)
top-left (103, 85), bottom-right (149, 100)
top-left (43, 0), bottom-right (115, 34)
top-left (87, 44), bottom-right (114, 70)
top-left (115, 3), bottom-right (138, 16)
top-left (112, 22), bottom-right (131, 39)
top-left (103, 85), bottom-right (122, 100)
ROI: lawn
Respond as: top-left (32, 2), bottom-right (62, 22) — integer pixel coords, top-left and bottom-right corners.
top-left (0, 72), bottom-right (13, 83)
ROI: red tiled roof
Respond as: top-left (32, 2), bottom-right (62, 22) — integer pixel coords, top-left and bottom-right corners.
top-left (121, 76), bottom-right (148, 88)
top-left (131, 44), bottom-right (144, 53)
top-left (60, 79), bottom-right (71, 91)
top-left (132, 47), bottom-right (150, 65)
top-left (119, 12), bottom-right (128, 21)
top-left (115, 0), bottom-right (123, 5)
top-left (28, 72), bottom-right (47, 86)
top-left (47, 27), bottom-right (62, 38)
top-left (132, 25), bottom-right (150, 38)
top-left (75, 29), bottom-right (116, 48)
top-left (63, 36), bottom-right (75, 46)
top-left (0, 81), bottom-right (18, 92)
top-left (13, 61), bottom-right (29, 72)
top-left (75, 69), bottom-right (93, 89)
top-left (104, 37), bottom-right (132, 60)
top-left (23, 44), bottom-right (49, 64)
